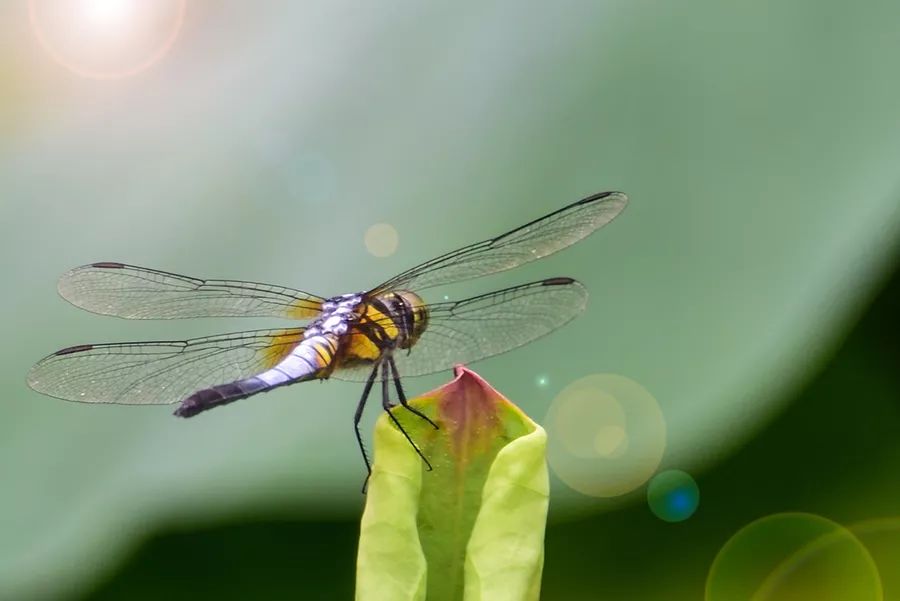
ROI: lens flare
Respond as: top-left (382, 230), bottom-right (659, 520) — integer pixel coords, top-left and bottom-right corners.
top-left (545, 373), bottom-right (666, 497)
top-left (82, 0), bottom-right (134, 28)
top-left (647, 469), bottom-right (699, 522)
top-left (706, 513), bottom-right (882, 601)
top-left (29, 0), bottom-right (186, 79)
top-left (850, 518), bottom-right (900, 598)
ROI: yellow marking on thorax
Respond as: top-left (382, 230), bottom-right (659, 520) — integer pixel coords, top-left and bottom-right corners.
top-left (341, 301), bottom-right (395, 363)
top-left (343, 334), bottom-right (380, 363)
top-left (364, 302), bottom-right (400, 340)
top-left (340, 292), bottom-right (430, 366)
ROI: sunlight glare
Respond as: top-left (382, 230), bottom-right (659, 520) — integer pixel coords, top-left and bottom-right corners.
top-left (29, 0), bottom-right (186, 79)
top-left (82, 0), bottom-right (134, 29)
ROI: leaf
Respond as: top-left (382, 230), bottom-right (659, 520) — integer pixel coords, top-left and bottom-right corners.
top-left (356, 366), bottom-right (549, 601)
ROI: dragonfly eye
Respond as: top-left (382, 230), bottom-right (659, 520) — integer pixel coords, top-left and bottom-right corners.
top-left (387, 291), bottom-right (426, 345)
top-left (395, 291), bottom-right (428, 342)
top-left (414, 305), bottom-right (429, 338)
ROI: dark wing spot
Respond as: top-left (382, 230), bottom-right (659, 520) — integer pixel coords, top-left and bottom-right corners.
top-left (90, 262), bottom-right (125, 269)
top-left (55, 344), bottom-right (94, 355)
top-left (542, 277), bottom-right (576, 286)
top-left (574, 190), bottom-right (618, 206)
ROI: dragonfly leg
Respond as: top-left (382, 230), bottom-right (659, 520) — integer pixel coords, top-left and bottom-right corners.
top-left (389, 356), bottom-right (438, 430)
top-left (381, 360), bottom-right (433, 471)
top-left (355, 363), bottom-right (379, 493)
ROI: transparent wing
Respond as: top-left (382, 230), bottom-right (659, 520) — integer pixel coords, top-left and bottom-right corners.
top-left (57, 263), bottom-right (324, 320)
top-left (27, 328), bottom-right (305, 405)
top-left (334, 278), bottom-right (587, 381)
top-left (370, 191), bottom-right (626, 293)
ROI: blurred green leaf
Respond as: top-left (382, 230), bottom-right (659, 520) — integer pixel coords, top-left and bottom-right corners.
top-left (356, 367), bottom-right (549, 601)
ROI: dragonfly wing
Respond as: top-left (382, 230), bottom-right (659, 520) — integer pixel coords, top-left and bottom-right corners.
top-left (27, 328), bottom-right (306, 405)
top-left (332, 278), bottom-right (587, 382)
top-left (370, 191), bottom-right (626, 293)
top-left (58, 263), bottom-right (324, 320)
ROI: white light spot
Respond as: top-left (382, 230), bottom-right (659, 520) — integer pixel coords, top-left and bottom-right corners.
top-left (29, 0), bottom-right (187, 79)
top-left (83, 0), bottom-right (134, 28)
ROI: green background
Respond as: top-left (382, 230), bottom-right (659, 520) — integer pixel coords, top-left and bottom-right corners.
top-left (2, 1), bottom-right (899, 599)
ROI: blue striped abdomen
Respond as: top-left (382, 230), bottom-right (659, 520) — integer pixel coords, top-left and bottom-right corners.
top-left (174, 333), bottom-right (339, 417)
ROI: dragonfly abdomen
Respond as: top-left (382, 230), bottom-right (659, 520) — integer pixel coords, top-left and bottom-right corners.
top-left (174, 334), bottom-right (338, 417)
top-left (174, 378), bottom-right (271, 417)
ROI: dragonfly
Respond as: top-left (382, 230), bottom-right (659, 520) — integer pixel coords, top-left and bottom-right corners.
top-left (28, 190), bottom-right (628, 478)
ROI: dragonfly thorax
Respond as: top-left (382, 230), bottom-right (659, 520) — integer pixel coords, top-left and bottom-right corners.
top-left (308, 293), bottom-right (366, 338)
top-left (368, 290), bottom-right (428, 349)
top-left (320, 292), bottom-right (364, 312)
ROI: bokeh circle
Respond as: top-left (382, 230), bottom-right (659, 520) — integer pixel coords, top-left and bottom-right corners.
top-left (706, 512), bottom-right (882, 601)
top-left (545, 373), bottom-right (666, 497)
top-left (849, 518), bottom-right (900, 599)
top-left (364, 223), bottom-right (399, 258)
top-left (647, 469), bottom-right (699, 522)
